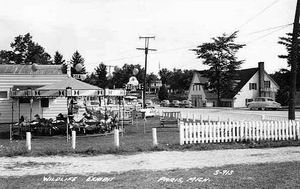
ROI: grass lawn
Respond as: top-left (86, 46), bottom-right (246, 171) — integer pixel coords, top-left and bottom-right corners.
top-left (1, 161), bottom-right (299, 188)
top-left (0, 117), bottom-right (300, 156)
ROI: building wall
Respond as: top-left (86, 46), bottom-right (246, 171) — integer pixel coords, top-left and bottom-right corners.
top-left (0, 74), bottom-right (67, 123)
top-left (188, 73), bottom-right (206, 107)
top-left (42, 97), bottom-right (67, 119)
top-left (233, 71), bottom-right (279, 107)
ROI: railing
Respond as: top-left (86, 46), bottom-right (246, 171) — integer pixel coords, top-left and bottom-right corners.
top-left (180, 120), bottom-right (300, 145)
top-left (261, 115), bottom-right (300, 121)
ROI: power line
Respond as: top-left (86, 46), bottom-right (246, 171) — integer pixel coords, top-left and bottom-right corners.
top-left (236, 0), bottom-right (281, 30)
top-left (244, 23), bottom-right (292, 35)
top-left (99, 23), bottom-right (291, 64)
top-left (245, 24), bottom-right (291, 44)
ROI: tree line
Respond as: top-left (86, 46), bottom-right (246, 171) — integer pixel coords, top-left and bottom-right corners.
top-left (0, 32), bottom-right (298, 105)
top-left (0, 33), bottom-right (86, 74)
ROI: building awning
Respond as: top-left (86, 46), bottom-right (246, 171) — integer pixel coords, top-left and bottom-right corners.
top-left (10, 77), bottom-right (104, 98)
top-left (38, 77), bottom-right (100, 90)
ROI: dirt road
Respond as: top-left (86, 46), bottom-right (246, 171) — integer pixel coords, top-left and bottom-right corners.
top-left (0, 146), bottom-right (299, 177)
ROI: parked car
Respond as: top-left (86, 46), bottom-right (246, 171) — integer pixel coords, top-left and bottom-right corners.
top-left (160, 100), bottom-right (170, 107)
top-left (247, 97), bottom-right (281, 110)
top-left (180, 100), bottom-right (193, 108)
top-left (145, 99), bottom-right (154, 108)
top-left (170, 100), bottom-right (180, 107)
top-left (140, 107), bottom-right (157, 117)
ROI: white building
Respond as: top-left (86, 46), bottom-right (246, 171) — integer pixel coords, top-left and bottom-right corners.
top-left (188, 62), bottom-right (280, 108)
top-left (0, 64), bottom-right (69, 123)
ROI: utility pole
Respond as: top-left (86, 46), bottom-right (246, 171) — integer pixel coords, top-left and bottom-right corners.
top-left (137, 36), bottom-right (157, 108)
top-left (288, 0), bottom-right (300, 120)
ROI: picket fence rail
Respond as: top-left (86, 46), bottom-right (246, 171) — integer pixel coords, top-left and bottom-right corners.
top-left (180, 120), bottom-right (300, 145)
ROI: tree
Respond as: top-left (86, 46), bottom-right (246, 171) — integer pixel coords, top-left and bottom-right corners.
top-left (52, 51), bottom-right (67, 73)
top-left (0, 33), bottom-right (52, 64)
top-left (270, 69), bottom-right (290, 106)
top-left (0, 50), bottom-right (15, 64)
top-left (111, 64), bottom-right (144, 88)
top-left (191, 32), bottom-right (245, 106)
top-left (278, 32), bottom-right (300, 90)
top-left (159, 68), bottom-right (172, 85)
top-left (70, 51), bottom-right (86, 74)
top-left (94, 63), bottom-right (108, 88)
top-left (53, 51), bottom-right (65, 65)
top-left (146, 72), bottom-right (158, 90)
top-left (158, 85), bottom-right (168, 101)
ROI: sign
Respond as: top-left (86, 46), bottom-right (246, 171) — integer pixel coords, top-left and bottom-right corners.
top-left (73, 74), bottom-right (87, 80)
top-left (105, 89), bottom-right (126, 96)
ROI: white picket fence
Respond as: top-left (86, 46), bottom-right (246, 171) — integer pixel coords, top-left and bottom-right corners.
top-left (262, 115), bottom-right (300, 121)
top-left (180, 120), bottom-right (300, 145)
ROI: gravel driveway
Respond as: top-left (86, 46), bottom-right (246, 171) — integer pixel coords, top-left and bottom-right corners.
top-left (0, 146), bottom-right (300, 177)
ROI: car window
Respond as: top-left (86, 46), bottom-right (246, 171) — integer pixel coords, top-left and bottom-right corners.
top-left (267, 99), bottom-right (274, 101)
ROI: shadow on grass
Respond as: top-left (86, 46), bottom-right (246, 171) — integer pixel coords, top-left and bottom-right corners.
top-left (1, 140), bottom-right (299, 157)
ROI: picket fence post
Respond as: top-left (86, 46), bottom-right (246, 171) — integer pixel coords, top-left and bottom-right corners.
top-left (114, 129), bottom-right (119, 148)
top-left (72, 130), bottom-right (76, 150)
top-left (26, 132), bottom-right (31, 151)
top-left (297, 121), bottom-right (300, 140)
top-left (179, 122), bottom-right (184, 145)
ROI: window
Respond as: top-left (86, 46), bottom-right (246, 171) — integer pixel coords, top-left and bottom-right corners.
top-left (41, 98), bottom-right (49, 107)
top-left (249, 83), bottom-right (257, 90)
top-left (245, 98), bottom-right (253, 105)
top-left (0, 91), bottom-right (8, 99)
top-left (264, 81), bottom-right (271, 88)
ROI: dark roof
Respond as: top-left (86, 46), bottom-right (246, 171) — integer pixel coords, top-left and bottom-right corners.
top-left (0, 64), bottom-right (64, 75)
top-left (194, 68), bottom-right (258, 99)
top-left (223, 68), bottom-right (258, 98)
top-left (195, 71), bottom-right (209, 84)
top-left (204, 89), bottom-right (217, 99)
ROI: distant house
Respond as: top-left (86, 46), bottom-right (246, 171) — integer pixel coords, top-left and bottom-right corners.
top-left (188, 62), bottom-right (280, 108)
top-left (187, 71), bottom-right (217, 107)
top-left (148, 79), bottom-right (162, 94)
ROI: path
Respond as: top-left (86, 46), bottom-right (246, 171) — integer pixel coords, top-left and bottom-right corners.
top-left (0, 146), bottom-right (300, 177)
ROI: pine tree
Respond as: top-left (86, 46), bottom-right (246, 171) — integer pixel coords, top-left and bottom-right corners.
top-left (70, 50), bottom-right (86, 74)
top-left (94, 62), bottom-right (108, 88)
top-left (53, 51), bottom-right (65, 65)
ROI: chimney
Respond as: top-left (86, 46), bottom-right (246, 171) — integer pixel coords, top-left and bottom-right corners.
top-left (67, 63), bottom-right (71, 77)
top-left (258, 62), bottom-right (264, 96)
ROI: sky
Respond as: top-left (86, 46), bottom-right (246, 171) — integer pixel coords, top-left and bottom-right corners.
top-left (0, 0), bottom-right (296, 75)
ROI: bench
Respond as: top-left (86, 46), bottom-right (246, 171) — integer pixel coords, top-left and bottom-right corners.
top-left (159, 111), bottom-right (181, 128)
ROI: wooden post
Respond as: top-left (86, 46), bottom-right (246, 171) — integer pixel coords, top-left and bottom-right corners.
top-left (152, 128), bottom-right (158, 146)
top-left (143, 116), bottom-right (146, 134)
top-left (72, 131), bottom-right (76, 150)
top-left (26, 132), bottom-right (31, 151)
top-left (179, 122), bottom-right (184, 145)
top-left (296, 121), bottom-right (300, 140)
top-left (114, 129), bottom-right (120, 148)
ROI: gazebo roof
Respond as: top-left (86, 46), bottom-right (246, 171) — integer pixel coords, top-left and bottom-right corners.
top-left (38, 77), bottom-right (100, 90)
